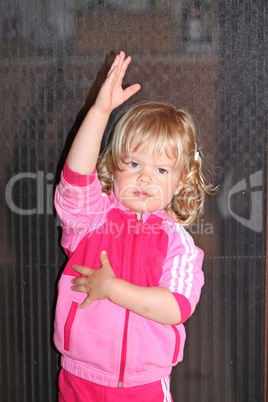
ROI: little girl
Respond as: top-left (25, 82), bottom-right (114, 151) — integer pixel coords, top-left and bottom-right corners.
top-left (54, 51), bottom-right (212, 401)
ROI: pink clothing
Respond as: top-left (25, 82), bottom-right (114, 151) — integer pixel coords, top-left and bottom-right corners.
top-left (59, 369), bottom-right (173, 402)
top-left (54, 162), bottom-right (204, 389)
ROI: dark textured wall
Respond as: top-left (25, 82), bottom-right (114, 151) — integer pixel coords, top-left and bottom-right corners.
top-left (0, 1), bottom-right (266, 401)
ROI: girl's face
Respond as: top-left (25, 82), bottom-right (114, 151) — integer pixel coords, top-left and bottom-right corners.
top-left (113, 141), bottom-right (183, 214)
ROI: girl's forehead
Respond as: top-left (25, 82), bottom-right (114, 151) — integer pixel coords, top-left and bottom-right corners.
top-left (128, 141), bottom-right (179, 167)
top-left (129, 135), bottom-right (165, 152)
top-left (129, 135), bottom-right (178, 159)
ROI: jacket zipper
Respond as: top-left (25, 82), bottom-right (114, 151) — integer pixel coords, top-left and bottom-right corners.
top-left (118, 216), bottom-right (142, 387)
top-left (118, 310), bottom-right (130, 387)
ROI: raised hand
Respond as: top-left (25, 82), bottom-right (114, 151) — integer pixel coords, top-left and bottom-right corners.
top-left (66, 51), bottom-right (140, 174)
top-left (71, 251), bottom-right (116, 309)
top-left (94, 51), bottom-right (141, 115)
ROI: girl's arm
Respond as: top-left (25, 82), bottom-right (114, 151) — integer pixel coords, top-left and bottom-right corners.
top-left (71, 251), bottom-right (181, 325)
top-left (108, 278), bottom-right (181, 325)
top-left (67, 51), bottom-right (141, 174)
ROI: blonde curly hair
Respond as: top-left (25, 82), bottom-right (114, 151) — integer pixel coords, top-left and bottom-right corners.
top-left (97, 101), bottom-right (214, 226)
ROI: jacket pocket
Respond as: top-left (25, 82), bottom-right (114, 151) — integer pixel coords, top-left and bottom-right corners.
top-left (171, 325), bottom-right (180, 364)
top-left (64, 301), bottom-right (79, 351)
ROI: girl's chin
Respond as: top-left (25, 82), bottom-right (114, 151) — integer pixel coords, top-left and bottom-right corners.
top-left (128, 201), bottom-right (163, 214)
top-left (119, 195), bottom-right (166, 213)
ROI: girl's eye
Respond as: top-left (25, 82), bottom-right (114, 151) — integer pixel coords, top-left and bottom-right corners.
top-left (157, 168), bottom-right (168, 175)
top-left (130, 162), bottom-right (140, 168)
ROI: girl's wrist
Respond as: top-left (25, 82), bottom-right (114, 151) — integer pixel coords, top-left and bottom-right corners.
top-left (107, 277), bottom-right (123, 303)
top-left (91, 103), bottom-right (112, 118)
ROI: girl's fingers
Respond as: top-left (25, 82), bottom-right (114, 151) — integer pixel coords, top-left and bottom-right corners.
top-left (111, 51), bottom-right (129, 81)
top-left (107, 51), bottom-right (125, 76)
top-left (116, 55), bottom-right (131, 82)
top-left (78, 296), bottom-right (92, 309)
top-left (71, 284), bottom-right (86, 293)
top-left (123, 83), bottom-right (141, 101)
top-left (117, 51), bottom-right (126, 70)
top-left (107, 63), bottom-right (118, 79)
top-left (72, 264), bottom-right (92, 276)
top-left (120, 55), bottom-right (132, 76)
top-left (106, 53), bottom-right (121, 77)
top-left (71, 277), bottom-right (85, 285)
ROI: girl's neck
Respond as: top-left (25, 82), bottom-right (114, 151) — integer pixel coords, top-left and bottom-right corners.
top-left (133, 211), bottom-right (142, 220)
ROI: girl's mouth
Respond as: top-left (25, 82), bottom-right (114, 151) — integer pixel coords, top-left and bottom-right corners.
top-left (133, 191), bottom-right (152, 199)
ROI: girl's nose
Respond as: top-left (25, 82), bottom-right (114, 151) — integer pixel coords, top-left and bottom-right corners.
top-left (137, 169), bottom-right (152, 184)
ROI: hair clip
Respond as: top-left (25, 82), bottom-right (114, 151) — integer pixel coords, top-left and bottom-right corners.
top-left (194, 151), bottom-right (199, 161)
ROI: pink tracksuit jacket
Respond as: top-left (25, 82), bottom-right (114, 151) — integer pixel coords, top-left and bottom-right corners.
top-left (54, 162), bottom-right (204, 388)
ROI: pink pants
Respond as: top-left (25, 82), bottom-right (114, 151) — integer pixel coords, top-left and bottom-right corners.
top-left (59, 369), bottom-right (173, 402)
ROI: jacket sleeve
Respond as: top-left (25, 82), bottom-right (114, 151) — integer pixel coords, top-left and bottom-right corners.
top-left (159, 223), bottom-right (204, 324)
top-left (54, 161), bottom-right (109, 256)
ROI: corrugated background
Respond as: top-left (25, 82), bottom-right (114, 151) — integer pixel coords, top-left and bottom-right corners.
top-left (0, 1), bottom-right (266, 401)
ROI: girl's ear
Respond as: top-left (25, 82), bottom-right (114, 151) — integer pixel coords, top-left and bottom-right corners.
top-left (174, 180), bottom-right (183, 195)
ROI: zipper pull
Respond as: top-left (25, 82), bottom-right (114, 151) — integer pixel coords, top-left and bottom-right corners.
top-left (118, 381), bottom-right (123, 387)
top-left (132, 220), bottom-right (142, 234)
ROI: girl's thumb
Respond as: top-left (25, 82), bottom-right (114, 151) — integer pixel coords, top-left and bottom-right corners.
top-left (100, 250), bottom-right (108, 262)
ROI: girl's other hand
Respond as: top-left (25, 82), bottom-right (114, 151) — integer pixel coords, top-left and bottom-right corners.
top-left (93, 51), bottom-right (141, 115)
top-left (71, 251), bottom-right (116, 309)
